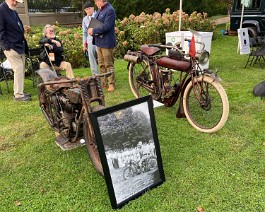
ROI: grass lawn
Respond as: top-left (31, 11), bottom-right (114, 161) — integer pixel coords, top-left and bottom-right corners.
top-left (0, 28), bottom-right (265, 211)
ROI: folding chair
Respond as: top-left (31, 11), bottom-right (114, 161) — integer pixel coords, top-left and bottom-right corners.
top-left (245, 37), bottom-right (265, 68)
top-left (26, 48), bottom-right (41, 87)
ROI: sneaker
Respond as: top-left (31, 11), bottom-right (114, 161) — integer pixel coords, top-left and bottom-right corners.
top-left (24, 93), bottom-right (31, 97)
top-left (13, 95), bottom-right (32, 102)
top-left (108, 84), bottom-right (115, 92)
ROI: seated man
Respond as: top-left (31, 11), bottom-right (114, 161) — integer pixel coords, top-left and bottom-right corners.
top-left (39, 24), bottom-right (74, 79)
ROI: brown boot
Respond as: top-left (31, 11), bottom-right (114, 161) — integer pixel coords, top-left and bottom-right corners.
top-left (108, 84), bottom-right (115, 92)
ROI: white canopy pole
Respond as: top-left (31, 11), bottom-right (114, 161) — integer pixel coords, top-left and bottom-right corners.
top-left (238, 0), bottom-right (249, 53)
top-left (179, 0), bottom-right (182, 31)
top-left (237, 3), bottom-right (245, 53)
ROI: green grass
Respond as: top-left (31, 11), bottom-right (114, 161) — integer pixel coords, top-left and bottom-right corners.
top-left (1, 29), bottom-right (265, 211)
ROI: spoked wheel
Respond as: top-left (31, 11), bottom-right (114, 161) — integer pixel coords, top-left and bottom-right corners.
top-left (37, 77), bottom-right (57, 129)
top-left (183, 75), bottom-right (229, 133)
top-left (147, 156), bottom-right (158, 171)
top-left (123, 167), bottom-right (135, 180)
top-left (128, 60), bottom-right (160, 100)
top-left (83, 105), bottom-right (105, 176)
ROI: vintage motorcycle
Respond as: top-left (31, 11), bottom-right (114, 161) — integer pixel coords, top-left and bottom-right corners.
top-left (124, 37), bottom-right (229, 133)
top-left (36, 69), bottom-right (112, 176)
top-left (123, 156), bottom-right (158, 180)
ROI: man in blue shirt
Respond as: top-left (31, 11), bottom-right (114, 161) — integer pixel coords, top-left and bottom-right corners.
top-left (88, 0), bottom-right (116, 92)
top-left (82, 2), bottom-right (98, 75)
top-left (0, 0), bottom-right (31, 101)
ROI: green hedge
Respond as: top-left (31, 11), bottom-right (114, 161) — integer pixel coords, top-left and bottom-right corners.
top-left (25, 9), bottom-right (216, 68)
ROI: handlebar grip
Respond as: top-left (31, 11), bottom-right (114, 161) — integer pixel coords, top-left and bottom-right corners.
top-left (95, 70), bottom-right (114, 78)
top-left (184, 38), bottom-right (191, 42)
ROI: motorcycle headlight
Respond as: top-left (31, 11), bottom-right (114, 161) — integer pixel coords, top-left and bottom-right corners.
top-left (196, 50), bottom-right (210, 65)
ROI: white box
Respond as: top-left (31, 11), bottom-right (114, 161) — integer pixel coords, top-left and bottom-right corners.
top-left (165, 31), bottom-right (213, 69)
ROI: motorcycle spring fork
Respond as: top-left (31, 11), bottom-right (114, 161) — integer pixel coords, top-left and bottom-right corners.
top-left (191, 74), bottom-right (205, 104)
top-left (79, 80), bottom-right (90, 102)
top-left (95, 77), bottom-right (104, 97)
top-left (79, 77), bottom-right (104, 106)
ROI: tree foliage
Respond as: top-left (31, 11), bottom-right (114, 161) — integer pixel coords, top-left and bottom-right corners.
top-left (98, 107), bottom-right (153, 151)
top-left (108, 0), bottom-right (233, 20)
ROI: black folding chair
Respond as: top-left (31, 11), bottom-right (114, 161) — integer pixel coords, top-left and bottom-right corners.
top-left (26, 48), bottom-right (41, 87)
top-left (245, 37), bottom-right (265, 68)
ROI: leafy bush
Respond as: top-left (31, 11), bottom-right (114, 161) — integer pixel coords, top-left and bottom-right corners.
top-left (25, 9), bottom-right (216, 66)
top-left (115, 9), bottom-right (216, 58)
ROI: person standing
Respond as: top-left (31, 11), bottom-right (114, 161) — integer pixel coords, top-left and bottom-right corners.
top-left (39, 24), bottom-right (74, 79)
top-left (88, 0), bottom-right (116, 92)
top-left (82, 2), bottom-right (98, 75)
top-left (0, 0), bottom-right (31, 101)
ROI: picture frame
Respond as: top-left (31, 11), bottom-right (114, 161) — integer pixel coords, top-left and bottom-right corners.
top-left (89, 95), bottom-right (165, 209)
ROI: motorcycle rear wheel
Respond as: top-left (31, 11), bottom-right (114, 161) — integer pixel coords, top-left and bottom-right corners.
top-left (128, 60), bottom-right (160, 100)
top-left (183, 75), bottom-right (229, 133)
top-left (83, 105), bottom-right (105, 176)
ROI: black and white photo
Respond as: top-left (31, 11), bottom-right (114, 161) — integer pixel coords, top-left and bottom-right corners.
top-left (90, 96), bottom-right (165, 209)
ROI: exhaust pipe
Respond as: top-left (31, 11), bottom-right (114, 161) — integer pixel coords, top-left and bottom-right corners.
top-left (124, 54), bottom-right (142, 63)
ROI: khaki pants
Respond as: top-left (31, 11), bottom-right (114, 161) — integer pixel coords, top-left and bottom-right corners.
top-left (97, 47), bottom-right (115, 86)
top-left (4, 49), bottom-right (25, 98)
top-left (39, 61), bottom-right (74, 79)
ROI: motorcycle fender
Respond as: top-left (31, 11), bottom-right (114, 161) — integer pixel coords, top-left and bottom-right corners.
top-left (126, 62), bottom-right (131, 70)
top-left (204, 69), bottom-right (222, 82)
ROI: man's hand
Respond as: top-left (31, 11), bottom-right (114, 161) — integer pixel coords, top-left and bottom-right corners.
top-left (51, 39), bottom-right (61, 47)
top-left (44, 43), bottom-right (53, 50)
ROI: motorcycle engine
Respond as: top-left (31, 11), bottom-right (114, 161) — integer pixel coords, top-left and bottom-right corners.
top-left (52, 89), bottom-right (83, 139)
top-left (160, 69), bottom-right (175, 98)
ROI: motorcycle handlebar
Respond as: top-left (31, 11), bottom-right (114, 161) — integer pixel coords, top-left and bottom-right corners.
top-left (148, 42), bottom-right (181, 49)
top-left (148, 37), bottom-right (206, 51)
top-left (94, 70), bottom-right (114, 78)
top-left (37, 71), bottom-right (114, 87)
top-left (148, 43), bottom-right (184, 55)
top-left (184, 38), bottom-right (205, 49)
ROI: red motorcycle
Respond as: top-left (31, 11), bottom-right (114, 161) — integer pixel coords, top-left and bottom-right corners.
top-left (124, 38), bottom-right (229, 133)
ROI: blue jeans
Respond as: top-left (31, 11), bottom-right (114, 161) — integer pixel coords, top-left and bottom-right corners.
top-left (87, 41), bottom-right (98, 75)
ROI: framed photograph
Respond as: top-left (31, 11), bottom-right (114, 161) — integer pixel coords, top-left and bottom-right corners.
top-left (89, 95), bottom-right (165, 209)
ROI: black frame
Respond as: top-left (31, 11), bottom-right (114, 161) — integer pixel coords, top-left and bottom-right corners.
top-left (89, 95), bottom-right (165, 209)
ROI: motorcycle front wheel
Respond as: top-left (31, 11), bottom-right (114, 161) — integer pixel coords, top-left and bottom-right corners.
top-left (83, 105), bottom-right (105, 176)
top-left (147, 156), bottom-right (158, 171)
top-left (37, 77), bottom-right (58, 130)
top-left (128, 60), bottom-right (160, 100)
top-left (123, 167), bottom-right (135, 180)
top-left (183, 75), bottom-right (229, 133)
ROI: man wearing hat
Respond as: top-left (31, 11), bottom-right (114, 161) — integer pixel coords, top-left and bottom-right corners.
top-left (0, 0), bottom-right (31, 101)
top-left (82, 2), bottom-right (98, 75)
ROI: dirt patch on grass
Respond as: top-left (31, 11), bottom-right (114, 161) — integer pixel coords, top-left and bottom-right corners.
top-left (0, 136), bottom-right (15, 151)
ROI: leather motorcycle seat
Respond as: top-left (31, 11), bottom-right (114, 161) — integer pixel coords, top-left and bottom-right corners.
top-left (156, 57), bottom-right (191, 72)
top-left (140, 45), bottom-right (161, 56)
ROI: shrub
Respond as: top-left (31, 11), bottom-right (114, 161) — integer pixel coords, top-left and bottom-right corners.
top-left (25, 9), bottom-right (216, 66)
top-left (114, 9), bottom-right (216, 58)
